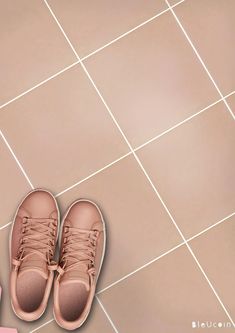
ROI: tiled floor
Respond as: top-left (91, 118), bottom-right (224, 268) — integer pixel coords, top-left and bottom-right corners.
top-left (0, 0), bottom-right (234, 332)
top-left (227, 94), bottom-right (235, 118)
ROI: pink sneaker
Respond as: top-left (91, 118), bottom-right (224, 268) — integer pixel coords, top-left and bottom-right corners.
top-left (53, 200), bottom-right (106, 330)
top-left (10, 189), bottom-right (59, 321)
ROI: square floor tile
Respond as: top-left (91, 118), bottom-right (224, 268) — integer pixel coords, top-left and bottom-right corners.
top-left (137, 103), bottom-right (235, 238)
top-left (0, 138), bottom-right (31, 227)
top-left (174, 0), bottom-right (235, 95)
top-left (226, 93), bottom-right (235, 117)
top-left (47, 0), bottom-right (166, 57)
top-left (35, 300), bottom-right (114, 333)
top-left (57, 155), bottom-right (182, 290)
top-left (0, 65), bottom-right (128, 193)
top-left (84, 11), bottom-right (218, 148)
top-left (99, 246), bottom-right (231, 333)
top-left (0, 226), bottom-right (53, 332)
top-left (0, 0), bottom-right (76, 105)
top-left (190, 214), bottom-right (235, 320)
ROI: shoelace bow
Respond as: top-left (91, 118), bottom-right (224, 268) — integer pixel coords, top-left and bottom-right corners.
top-left (57, 226), bottom-right (99, 282)
top-left (12, 217), bottom-right (57, 272)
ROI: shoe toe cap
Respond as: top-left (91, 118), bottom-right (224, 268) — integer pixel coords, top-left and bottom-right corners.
top-left (21, 189), bottom-right (58, 219)
top-left (66, 200), bottom-right (102, 230)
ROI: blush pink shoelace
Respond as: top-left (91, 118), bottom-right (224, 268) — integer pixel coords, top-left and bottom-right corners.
top-left (57, 227), bottom-right (99, 279)
top-left (12, 217), bottom-right (57, 271)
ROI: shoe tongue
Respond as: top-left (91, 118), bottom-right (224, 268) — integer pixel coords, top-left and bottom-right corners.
top-left (60, 264), bottom-right (90, 291)
top-left (18, 254), bottom-right (48, 279)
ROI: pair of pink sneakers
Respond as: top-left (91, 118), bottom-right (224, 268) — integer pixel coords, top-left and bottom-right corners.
top-left (10, 189), bottom-right (106, 330)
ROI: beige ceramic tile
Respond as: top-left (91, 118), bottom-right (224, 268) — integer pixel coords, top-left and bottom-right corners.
top-left (137, 103), bottom-right (235, 238)
top-left (57, 155), bottom-right (182, 290)
top-left (0, 65), bottom-right (128, 193)
top-left (226, 94), bottom-right (235, 117)
top-left (47, 0), bottom-right (167, 57)
top-left (99, 245), bottom-right (232, 333)
top-left (84, 11), bottom-right (218, 148)
top-left (190, 215), bottom-right (235, 320)
top-left (0, 0), bottom-right (76, 105)
top-left (35, 300), bottom-right (114, 333)
top-left (174, 0), bottom-right (235, 95)
top-left (0, 138), bottom-right (31, 227)
top-left (167, 0), bottom-right (180, 5)
top-left (0, 226), bottom-right (53, 332)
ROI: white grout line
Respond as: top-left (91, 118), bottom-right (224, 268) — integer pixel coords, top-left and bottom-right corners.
top-left (0, 130), bottom-right (34, 189)
top-left (135, 91), bottom-right (235, 151)
top-left (224, 90), bottom-right (235, 99)
top-left (29, 318), bottom-right (54, 333)
top-left (225, 99), bottom-right (235, 118)
top-left (51, 17), bottom-right (188, 255)
top-left (23, 212), bottom-right (235, 333)
top-left (81, 0), bottom-right (186, 62)
top-left (185, 242), bottom-right (235, 327)
top-left (0, 1), bottom-right (231, 332)
top-left (55, 152), bottom-right (132, 197)
top-left (43, 0), bottom-right (80, 59)
top-left (97, 242), bottom-right (185, 294)
top-left (215, 90), bottom-right (234, 118)
top-left (0, 0), bottom-right (185, 112)
top-left (134, 160), bottom-right (235, 327)
top-left (0, 61), bottom-right (80, 110)
top-left (43, 1), bottom-right (235, 326)
top-left (54, 90), bottom-right (234, 199)
top-left (24, 210), bottom-right (235, 333)
top-left (1, 207), bottom-right (234, 293)
top-left (0, 221), bottom-right (12, 231)
top-left (18, 212), bottom-right (235, 332)
top-left (97, 211), bottom-right (235, 295)
top-left (0, 87), bottom-right (232, 229)
top-left (96, 296), bottom-right (120, 333)
top-left (43, 0), bottom-right (182, 232)
top-left (187, 212), bottom-right (235, 243)
top-left (165, 0), bottom-right (235, 121)
top-left (0, 154), bottom-right (132, 231)
top-left (0, 89), bottom-right (234, 230)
